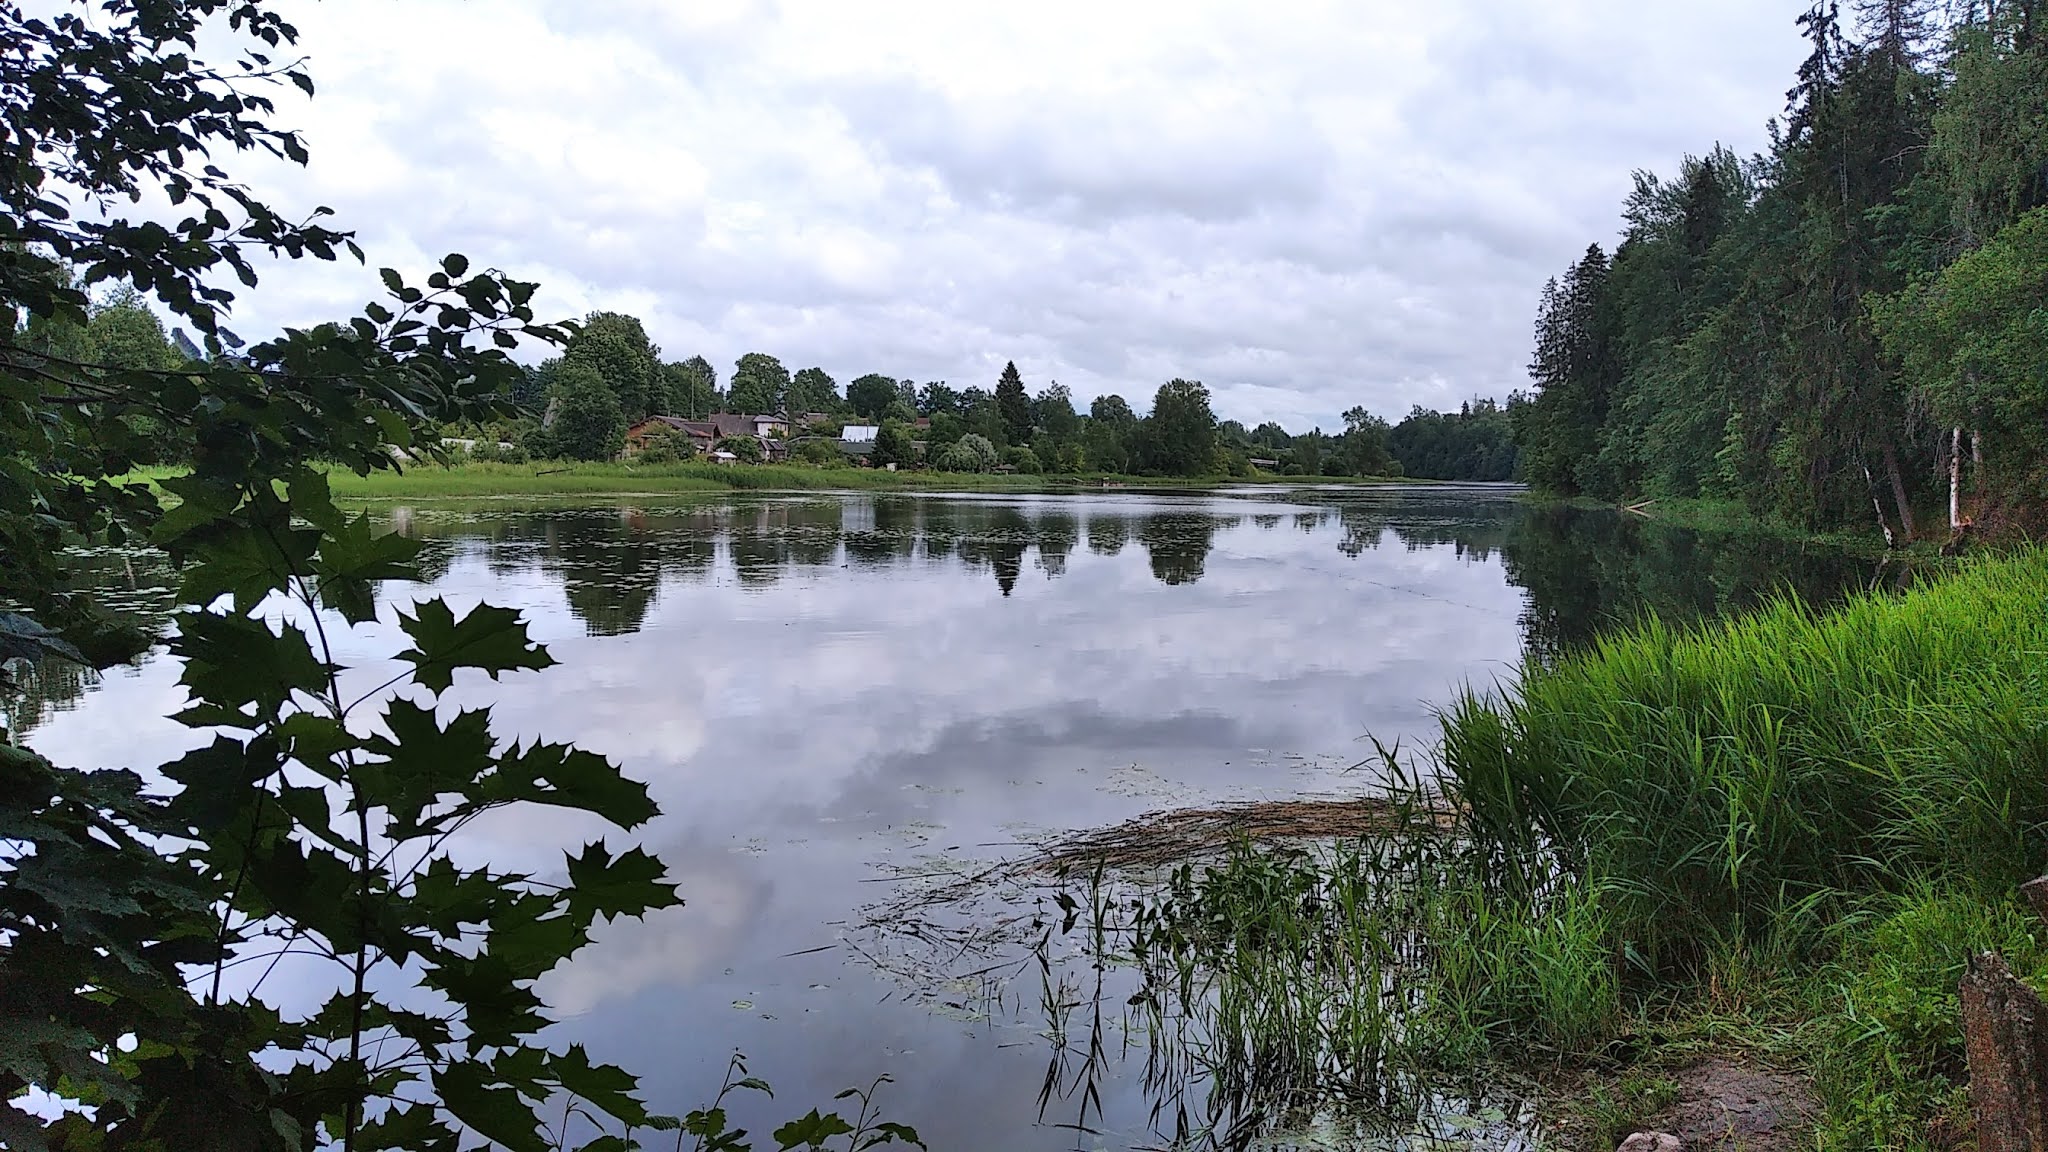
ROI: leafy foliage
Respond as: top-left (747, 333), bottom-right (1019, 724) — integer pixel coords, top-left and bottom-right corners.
top-left (0, 4), bottom-right (922, 1151)
top-left (563, 312), bottom-right (660, 423)
top-left (540, 360), bottom-right (626, 461)
top-left (846, 374), bottom-right (898, 421)
top-left (727, 352), bottom-right (790, 416)
top-left (1512, 5), bottom-right (2048, 538)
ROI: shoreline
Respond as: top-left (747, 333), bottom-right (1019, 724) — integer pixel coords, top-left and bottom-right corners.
top-left (321, 460), bottom-right (1448, 502)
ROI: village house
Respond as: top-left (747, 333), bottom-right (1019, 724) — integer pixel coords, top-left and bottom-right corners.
top-left (623, 413), bottom-right (792, 459)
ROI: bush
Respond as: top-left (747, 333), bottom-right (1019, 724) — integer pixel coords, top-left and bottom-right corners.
top-left (938, 433), bottom-right (998, 473)
top-left (636, 427), bottom-right (695, 464)
top-left (1002, 446), bottom-right (1041, 474)
top-left (717, 435), bottom-right (764, 464)
top-left (792, 439), bottom-right (847, 467)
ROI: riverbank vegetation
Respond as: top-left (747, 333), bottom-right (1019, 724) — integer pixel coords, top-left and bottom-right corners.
top-left (1513, 3), bottom-right (2048, 547)
top-left (1051, 549), bottom-right (2048, 1147)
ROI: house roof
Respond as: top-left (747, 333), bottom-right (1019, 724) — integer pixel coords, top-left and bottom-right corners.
top-left (628, 416), bottom-right (718, 441)
top-left (707, 413), bottom-right (768, 438)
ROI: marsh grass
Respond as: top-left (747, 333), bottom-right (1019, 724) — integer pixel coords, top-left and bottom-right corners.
top-left (1063, 551), bottom-right (2048, 1148)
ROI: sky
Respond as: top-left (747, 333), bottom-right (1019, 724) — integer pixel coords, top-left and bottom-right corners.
top-left (212, 0), bottom-right (1815, 431)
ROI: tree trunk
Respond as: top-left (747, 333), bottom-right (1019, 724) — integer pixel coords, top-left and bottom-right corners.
top-left (1962, 951), bottom-right (2048, 1152)
top-left (1951, 426), bottom-right (1963, 532)
top-left (1883, 443), bottom-right (1916, 541)
top-left (1863, 462), bottom-right (1897, 549)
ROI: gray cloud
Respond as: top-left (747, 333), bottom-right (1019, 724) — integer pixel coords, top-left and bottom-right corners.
top-left (208, 0), bottom-right (1811, 428)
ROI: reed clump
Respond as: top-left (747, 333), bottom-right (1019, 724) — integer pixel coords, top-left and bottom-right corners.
top-left (1115, 551), bottom-right (2048, 1147)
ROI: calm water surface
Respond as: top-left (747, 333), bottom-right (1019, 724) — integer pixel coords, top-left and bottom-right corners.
top-left (21, 485), bottom-right (1887, 1149)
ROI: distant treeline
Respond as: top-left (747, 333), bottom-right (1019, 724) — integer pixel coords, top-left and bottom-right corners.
top-left (13, 274), bottom-right (1521, 482)
top-left (495, 311), bottom-right (1521, 479)
top-left (1514, 2), bottom-right (2048, 540)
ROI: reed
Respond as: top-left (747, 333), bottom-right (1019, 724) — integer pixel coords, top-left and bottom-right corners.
top-left (1102, 551), bottom-right (2048, 1146)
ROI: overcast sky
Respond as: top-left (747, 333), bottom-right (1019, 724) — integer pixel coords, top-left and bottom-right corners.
top-left (223, 0), bottom-right (1812, 430)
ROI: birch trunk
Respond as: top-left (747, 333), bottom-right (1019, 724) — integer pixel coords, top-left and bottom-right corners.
top-left (1863, 463), bottom-right (1897, 549)
top-left (1951, 426), bottom-right (1963, 532)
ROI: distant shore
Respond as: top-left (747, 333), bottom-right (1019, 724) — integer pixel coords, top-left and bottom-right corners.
top-left (323, 460), bottom-right (1437, 501)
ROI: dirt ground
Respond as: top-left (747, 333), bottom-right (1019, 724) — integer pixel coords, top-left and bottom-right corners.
top-left (1638, 1058), bottom-right (1818, 1152)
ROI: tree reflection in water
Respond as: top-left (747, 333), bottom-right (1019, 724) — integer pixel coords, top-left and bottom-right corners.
top-left (11, 492), bottom-right (1893, 740)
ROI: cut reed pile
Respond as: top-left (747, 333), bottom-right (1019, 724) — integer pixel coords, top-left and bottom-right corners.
top-left (1030, 795), bottom-right (1456, 873)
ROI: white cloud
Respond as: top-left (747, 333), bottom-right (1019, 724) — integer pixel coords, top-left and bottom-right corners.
top-left (202, 0), bottom-right (1809, 427)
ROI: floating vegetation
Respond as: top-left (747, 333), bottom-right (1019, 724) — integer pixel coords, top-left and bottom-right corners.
top-left (1029, 796), bottom-right (1455, 875)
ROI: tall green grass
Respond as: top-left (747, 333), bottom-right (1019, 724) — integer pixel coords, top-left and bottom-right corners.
top-left (1445, 549), bottom-right (2048, 963)
top-left (1097, 551), bottom-right (2048, 1147)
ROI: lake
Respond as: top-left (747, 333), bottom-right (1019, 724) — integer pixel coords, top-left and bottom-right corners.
top-left (16, 484), bottom-right (1890, 1150)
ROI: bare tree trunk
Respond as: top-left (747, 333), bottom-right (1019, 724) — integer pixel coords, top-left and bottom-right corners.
top-left (1863, 462), bottom-right (1897, 549)
top-left (1883, 444), bottom-right (1916, 541)
top-left (1951, 426), bottom-right (1963, 532)
top-left (1963, 950), bottom-right (2048, 1152)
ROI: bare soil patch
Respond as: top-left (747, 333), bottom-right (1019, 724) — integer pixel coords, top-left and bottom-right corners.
top-left (1644, 1059), bottom-right (1818, 1152)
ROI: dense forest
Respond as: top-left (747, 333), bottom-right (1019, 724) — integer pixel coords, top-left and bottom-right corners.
top-left (1515, 0), bottom-right (2048, 542)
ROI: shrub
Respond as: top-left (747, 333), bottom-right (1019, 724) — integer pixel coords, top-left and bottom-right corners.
top-left (636, 427), bottom-right (695, 464)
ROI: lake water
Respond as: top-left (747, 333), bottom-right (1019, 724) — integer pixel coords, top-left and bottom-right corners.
top-left (17, 485), bottom-right (1889, 1150)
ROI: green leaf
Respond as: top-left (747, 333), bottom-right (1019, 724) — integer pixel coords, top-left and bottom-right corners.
top-left (362, 699), bottom-right (497, 834)
top-left (490, 741), bottom-right (658, 829)
top-left (434, 1062), bottom-right (547, 1152)
top-left (858, 1122), bottom-right (925, 1149)
top-left (441, 253), bottom-right (470, 279)
top-left (552, 1045), bottom-right (648, 1127)
top-left (245, 837), bottom-right (360, 948)
top-left (354, 1103), bottom-right (460, 1152)
top-left (312, 509), bottom-right (421, 623)
top-left (161, 735), bottom-right (279, 835)
top-left (171, 612), bottom-right (328, 725)
top-left (395, 598), bottom-right (555, 694)
top-left (422, 953), bottom-right (549, 1047)
top-left (275, 713), bottom-right (360, 773)
top-left (150, 473), bottom-right (241, 548)
top-left (286, 467), bottom-right (346, 534)
top-left (566, 843), bottom-right (682, 923)
top-left (176, 516), bottom-right (321, 614)
top-left (773, 1110), bottom-right (854, 1150)
top-left (0, 611), bottom-right (87, 665)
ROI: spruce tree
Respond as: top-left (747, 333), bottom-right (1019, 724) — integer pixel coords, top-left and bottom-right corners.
top-left (995, 361), bottom-right (1033, 446)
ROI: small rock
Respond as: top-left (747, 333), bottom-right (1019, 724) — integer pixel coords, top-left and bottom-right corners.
top-left (1617, 1132), bottom-right (1682, 1152)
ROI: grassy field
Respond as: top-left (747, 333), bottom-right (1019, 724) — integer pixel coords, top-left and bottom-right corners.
top-left (1096, 550), bottom-right (2048, 1148)
top-left (315, 459), bottom-right (1426, 501)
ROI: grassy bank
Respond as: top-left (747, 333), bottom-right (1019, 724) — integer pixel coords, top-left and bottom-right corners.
top-left (1522, 492), bottom-right (1961, 556)
top-left (315, 459), bottom-right (1425, 501)
top-left (1101, 551), bottom-right (2048, 1148)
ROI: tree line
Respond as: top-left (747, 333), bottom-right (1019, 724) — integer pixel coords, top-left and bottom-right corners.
top-left (498, 313), bottom-right (1523, 479)
top-left (1514, 0), bottom-right (2048, 542)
